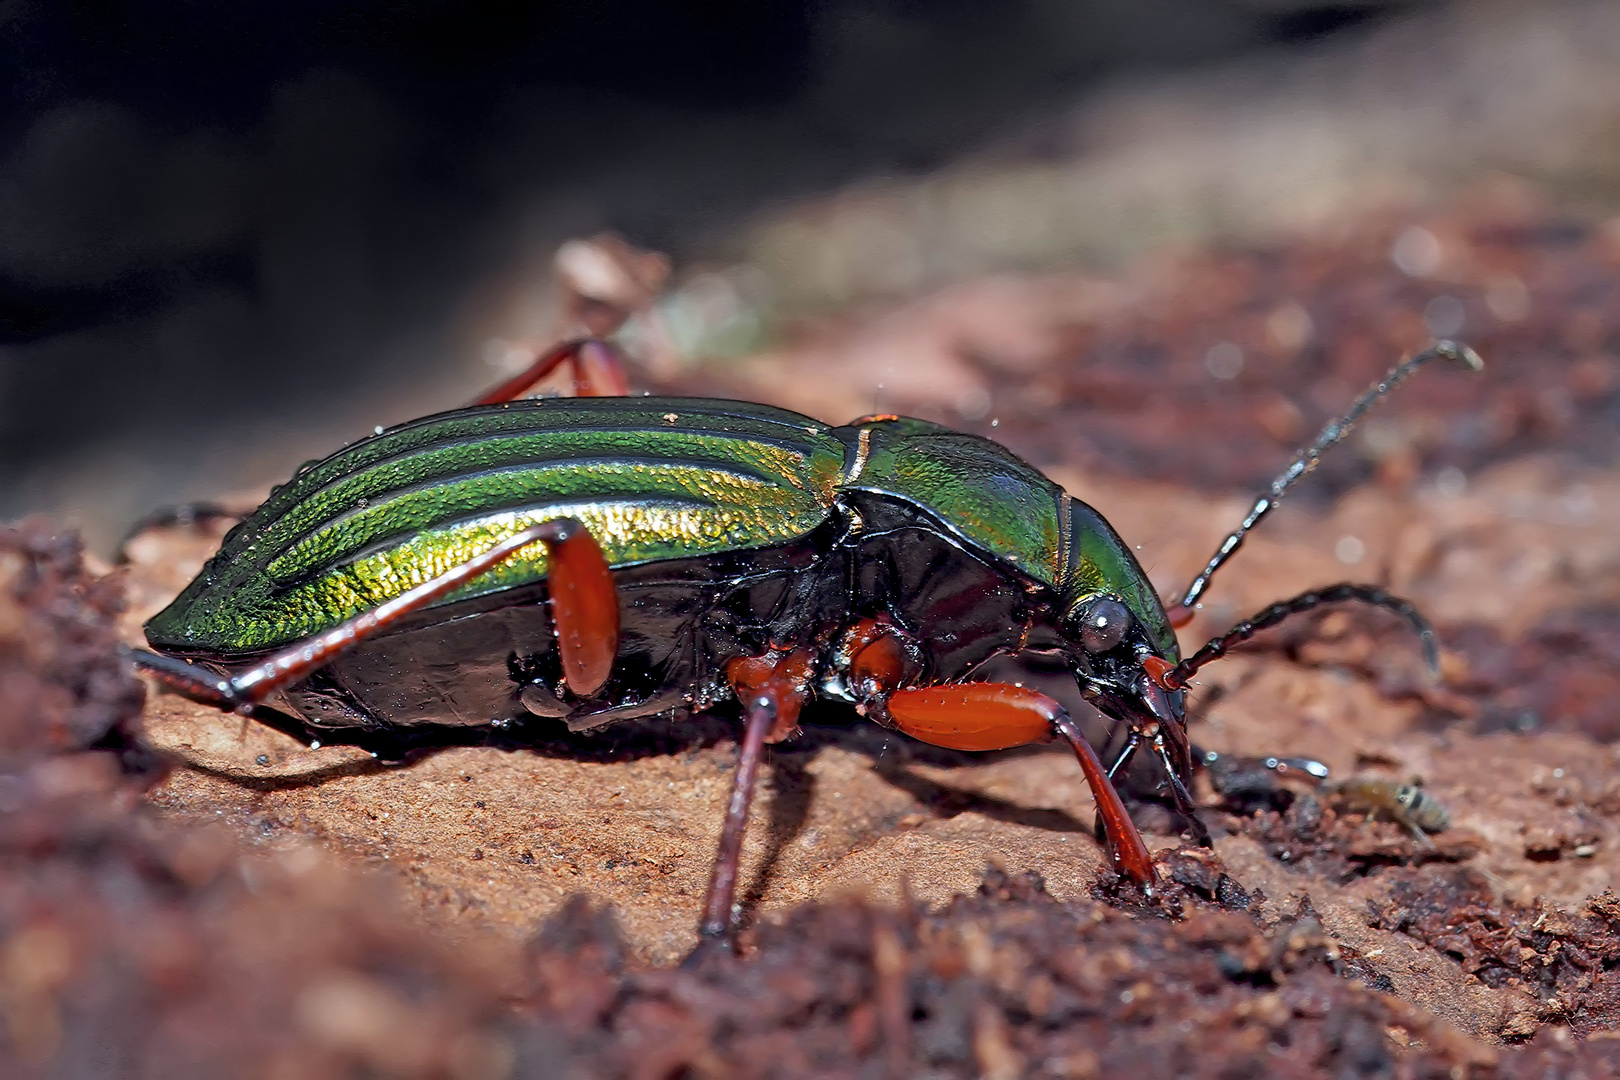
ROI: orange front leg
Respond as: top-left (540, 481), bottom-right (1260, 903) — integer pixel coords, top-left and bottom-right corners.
top-left (885, 683), bottom-right (1159, 890)
top-left (884, 684), bottom-right (1054, 752)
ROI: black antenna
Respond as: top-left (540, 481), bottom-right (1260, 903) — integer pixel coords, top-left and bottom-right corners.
top-left (1164, 583), bottom-right (1438, 689)
top-left (1170, 340), bottom-right (1483, 622)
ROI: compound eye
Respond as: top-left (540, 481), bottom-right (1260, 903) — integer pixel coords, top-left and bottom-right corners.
top-left (1077, 598), bottom-right (1132, 654)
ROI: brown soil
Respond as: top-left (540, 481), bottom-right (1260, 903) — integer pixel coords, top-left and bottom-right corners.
top-left (7, 183), bottom-right (1620, 1076)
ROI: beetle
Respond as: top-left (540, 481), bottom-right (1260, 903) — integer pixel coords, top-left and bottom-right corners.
top-left (127, 336), bottom-right (1481, 945)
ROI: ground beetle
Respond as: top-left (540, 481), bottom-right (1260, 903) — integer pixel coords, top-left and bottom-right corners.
top-left (128, 336), bottom-right (1482, 944)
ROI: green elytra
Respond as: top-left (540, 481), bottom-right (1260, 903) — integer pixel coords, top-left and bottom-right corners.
top-left (144, 396), bottom-right (1173, 661)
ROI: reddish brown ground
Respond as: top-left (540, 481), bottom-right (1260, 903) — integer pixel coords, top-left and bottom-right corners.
top-left (6, 185), bottom-right (1620, 1076)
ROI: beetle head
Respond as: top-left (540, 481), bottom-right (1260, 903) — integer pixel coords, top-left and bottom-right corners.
top-left (1054, 497), bottom-right (1187, 783)
top-left (1060, 591), bottom-right (1191, 785)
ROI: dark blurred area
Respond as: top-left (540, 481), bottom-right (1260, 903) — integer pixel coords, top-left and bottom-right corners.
top-left (0, 0), bottom-right (1416, 543)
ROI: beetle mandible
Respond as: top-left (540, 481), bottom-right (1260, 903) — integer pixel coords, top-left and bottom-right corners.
top-left (127, 336), bottom-right (1482, 945)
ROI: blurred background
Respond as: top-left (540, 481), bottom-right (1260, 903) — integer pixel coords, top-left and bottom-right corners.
top-left (3, 0), bottom-right (1619, 549)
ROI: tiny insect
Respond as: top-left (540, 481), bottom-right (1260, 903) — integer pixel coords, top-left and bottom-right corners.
top-left (1331, 774), bottom-right (1451, 848)
top-left (124, 336), bottom-right (1481, 946)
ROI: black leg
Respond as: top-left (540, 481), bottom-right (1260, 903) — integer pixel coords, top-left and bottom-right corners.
top-left (1092, 726), bottom-right (1211, 850)
top-left (1093, 729), bottom-right (1142, 844)
top-left (1106, 730), bottom-right (1143, 781)
top-left (1154, 735), bottom-right (1213, 848)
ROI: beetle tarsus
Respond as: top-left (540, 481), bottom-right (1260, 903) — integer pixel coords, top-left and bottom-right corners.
top-left (1160, 761), bottom-right (1212, 848)
top-left (123, 645), bottom-right (238, 708)
top-left (680, 933), bottom-right (736, 970)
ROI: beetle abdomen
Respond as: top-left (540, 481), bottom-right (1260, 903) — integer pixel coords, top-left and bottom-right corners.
top-left (146, 399), bottom-right (846, 656)
top-left (282, 538), bottom-right (837, 732)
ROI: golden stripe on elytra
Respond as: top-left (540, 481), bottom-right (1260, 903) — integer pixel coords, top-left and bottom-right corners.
top-left (264, 434), bottom-right (827, 562)
top-left (269, 454), bottom-right (836, 585)
top-left (253, 498), bottom-right (833, 651)
top-left (845, 428), bottom-right (873, 483)
top-left (1056, 491), bottom-right (1073, 589)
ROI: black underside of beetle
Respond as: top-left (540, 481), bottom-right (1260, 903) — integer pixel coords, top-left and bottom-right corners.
top-left (214, 493), bottom-right (1060, 752)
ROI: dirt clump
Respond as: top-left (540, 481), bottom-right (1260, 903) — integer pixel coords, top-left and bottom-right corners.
top-left (1196, 757), bottom-right (1479, 888)
top-left (0, 520), bottom-right (147, 772)
top-left (1448, 607), bottom-right (1620, 744)
top-left (7, 522), bottom-right (1620, 1075)
top-left (1368, 868), bottom-right (1620, 1038)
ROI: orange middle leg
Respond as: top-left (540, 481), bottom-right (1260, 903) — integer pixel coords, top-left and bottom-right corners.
top-left (844, 620), bottom-right (1158, 888)
top-left (471, 338), bottom-right (632, 404)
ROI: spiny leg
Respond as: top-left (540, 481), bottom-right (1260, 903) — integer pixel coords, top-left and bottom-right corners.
top-left (1169, 341), bottom-right (1483, 627)
top-left (1105, 729), bottom-right (1143, 782)
top-left (696, 649), bottom-right (814, 948)
top-left (696, 691), bottom-right (776, 949)
top-left (1137, 678), bottom-right (1208, 845)
top-left (128, 517), bottom-right (621, 708)
top-left (471, 338), bottom-right (631, 404)
top-left (1150, 732), bottom-right (1212, 848)
top-left (882, 683), bottom-right (1159, 890)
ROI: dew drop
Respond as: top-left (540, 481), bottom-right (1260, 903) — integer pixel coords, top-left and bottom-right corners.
top-left (1392, 226), bottom-right (1442, 277)
top-left (1423, 295), bottom-right (1466, 338)
top-left (1204, 342), bottom-right (1244, 380)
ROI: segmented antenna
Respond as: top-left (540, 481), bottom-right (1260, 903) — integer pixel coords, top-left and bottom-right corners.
top-left (1164, 582), bottom-right (1438, 689)
top-left (1171, 340), bottom-right (1483, 622)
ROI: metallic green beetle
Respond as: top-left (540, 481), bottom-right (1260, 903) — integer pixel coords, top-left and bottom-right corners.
top-left (130, 340), bottom-right (1478, 943)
